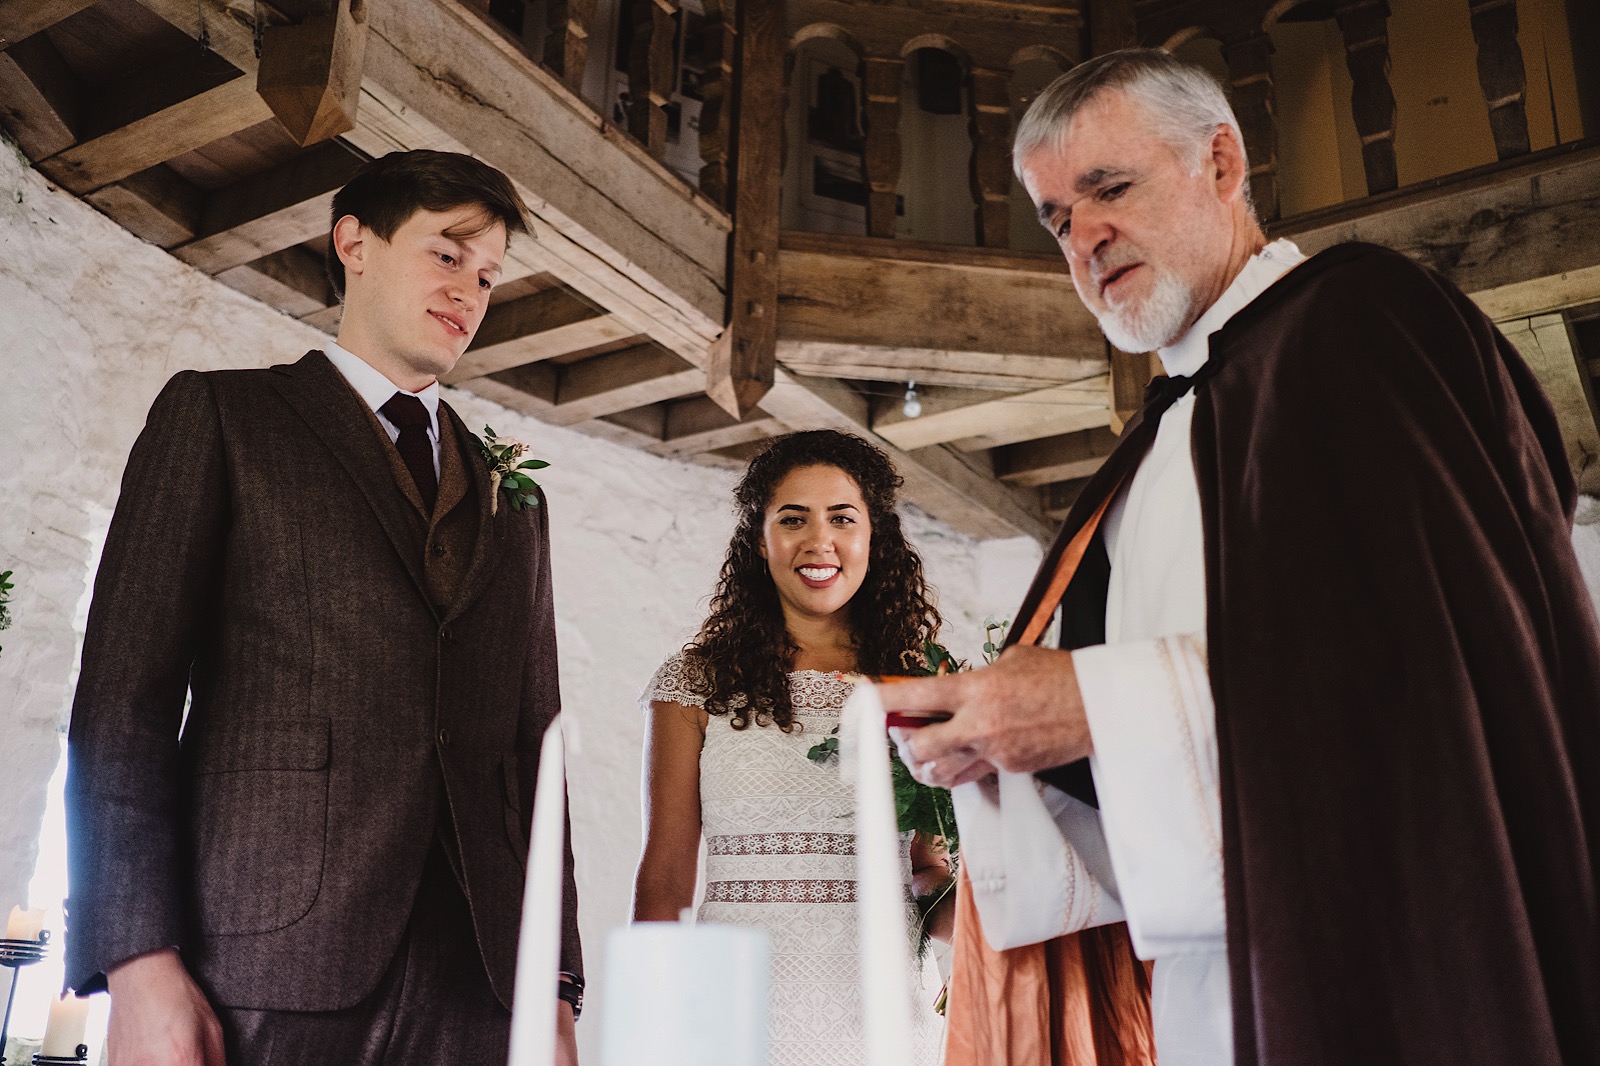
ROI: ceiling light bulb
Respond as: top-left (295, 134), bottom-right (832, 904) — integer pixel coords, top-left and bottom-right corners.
top-left (903, 381), bottom-right (922, 419)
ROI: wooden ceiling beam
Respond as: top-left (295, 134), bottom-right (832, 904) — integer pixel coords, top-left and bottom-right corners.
top-left (0, 33), bottom-right (79, 160)
top-left (0, 0), bottom-right (99, 50)
top-left (542, 345), bottom-right (704, 426)
top-left (994, 427), bottom-right (1120, 487)
top-left (173, 139), bottom-right (367, 274)
top-left (215, 246), bottom-right (334, 317)
top-left (84, 164), bottom-right (202, 248)
top-left (444, 288), bottom-right (634, 383)
top-left (872, 378), bottom-right (1111, 452)
top-left (776, 339), bottom-right (1105, 391)
top-left (648, 396), bottom-right (785, 457)
top-left (37, 65), bottom-right (275, 194)
top-left (1500, 313), bottom-right (1600, 494)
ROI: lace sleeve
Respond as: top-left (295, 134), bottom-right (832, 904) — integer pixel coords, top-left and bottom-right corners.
top-left (642, 651), bottom-right (709, 709)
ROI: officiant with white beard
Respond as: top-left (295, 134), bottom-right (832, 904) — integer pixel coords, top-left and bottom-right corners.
top-left (881, 49), bottom-right (1600, 1066)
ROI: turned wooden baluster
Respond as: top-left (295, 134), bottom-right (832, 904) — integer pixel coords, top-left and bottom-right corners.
top-left (697, 0), bottom-right (736, 206)
top-left (1468, 0), bottom-right (1530, 159)
top-left (861, 54), bottom-right (903, 239)
top-left (1219, 27), bottom-right (1279, 222)
top-left (627, 0), bottom-right (679, 157)
top-left (1334, 0), bottom-right (1398, 194)
top-left (543, 0), bottom-right (596, 95)
top-left (968, 65), bottom-right (1012, 248)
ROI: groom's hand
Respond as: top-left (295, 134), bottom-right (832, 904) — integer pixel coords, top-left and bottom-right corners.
top-left (885, 645), bottom-right (1092, 787)
top-left (555, 1000), bottom-right (580, 1066)
top-left (106, 948), bottom-right (226, 1066)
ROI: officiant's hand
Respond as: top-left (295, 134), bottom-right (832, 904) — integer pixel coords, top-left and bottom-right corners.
top-left (885, 645), bottom-right (1092, 788)
top-left (106, 948), bottom-right (226, 1066)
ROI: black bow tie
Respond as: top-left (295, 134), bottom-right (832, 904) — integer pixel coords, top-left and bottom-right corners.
top-left (1143, 358), bottom-right (1221, 415)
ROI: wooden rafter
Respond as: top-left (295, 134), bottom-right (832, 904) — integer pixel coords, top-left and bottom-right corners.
top-left (994, 427), bottom-right (1120, 487)
top-left (0, 0), bottom-right (98, 48)
top-left (443, 288), bottom-right (632, 383)
top-left (872, 378), bottom-right (1110, 452)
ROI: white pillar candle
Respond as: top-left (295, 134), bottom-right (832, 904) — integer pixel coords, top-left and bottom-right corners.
top-left (843, 683), bottom-right (915, 1066)
top-left (41, 993), bottom-right (91, 1058)
top-left (599, 919), bottom-right (769, 1066)
top-left (507, 716), bottom-right (566, 1066)
top-left (5, 905), bottom-right (45, 941)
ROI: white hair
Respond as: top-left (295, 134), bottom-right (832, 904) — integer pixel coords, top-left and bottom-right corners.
top-left (1013, 48), bottom-right (1255, 216)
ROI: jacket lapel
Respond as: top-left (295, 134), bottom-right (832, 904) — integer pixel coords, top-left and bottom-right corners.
top-left (439, 402), bottom-right (499, 625)
top-left (269, 351), bottom-right (433, 608)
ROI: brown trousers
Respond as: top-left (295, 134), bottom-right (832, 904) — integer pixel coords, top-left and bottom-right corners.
top-left (217, 843), bottom-right (509, 1065)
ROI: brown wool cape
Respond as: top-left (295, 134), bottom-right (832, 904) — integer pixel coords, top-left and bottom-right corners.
top-left (1022, 242), bottom-right (1600, 1065)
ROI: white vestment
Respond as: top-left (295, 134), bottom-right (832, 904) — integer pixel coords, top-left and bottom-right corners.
top-left (954, 240), bottom-right (1306, 1066)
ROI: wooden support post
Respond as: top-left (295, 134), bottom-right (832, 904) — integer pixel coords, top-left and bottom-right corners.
top-left (0, 0), bottom-right (98, 49)
top-left (706, 0), bottom-right (782, 418)
top-left (1334, 0), bottom-right (1398, 194)
top-left (697, 0), bottom-right (736, 207)
top-left (861, 54), bottom-right (903, 239)
top-left (968, 66), bottom-right (1012, 249)
top-left (258, 0), bottom-right (369, 147)
top-left (627, 0), bottom-right (677, 158)
top-left (1220, 28), bottom-right (1279, 222)
top-left (542, 0), bottom-right (594, 94)
top-left (1087, 0), bottom-right (1136, 56)
top-left (1468, 0), bottom-right (1530, 160)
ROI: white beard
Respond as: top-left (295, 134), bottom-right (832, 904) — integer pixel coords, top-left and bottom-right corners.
top-left (1095, 266), bottom-right (1196, 354)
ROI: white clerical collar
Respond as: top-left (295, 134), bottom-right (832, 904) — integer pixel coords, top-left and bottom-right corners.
top-left (1158, 238), bottom-right (1306, 379)
top-left (323, 341), bottom-right (441, 436)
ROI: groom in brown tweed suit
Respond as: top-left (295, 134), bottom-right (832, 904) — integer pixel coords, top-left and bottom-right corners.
top-left (65, 150), bottom-right (582, 1065)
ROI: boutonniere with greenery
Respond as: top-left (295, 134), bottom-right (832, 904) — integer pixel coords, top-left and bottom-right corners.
top-left (477, 425), bottom-right (550, 516)
top-left (0, 569), bottom-right (14, 658)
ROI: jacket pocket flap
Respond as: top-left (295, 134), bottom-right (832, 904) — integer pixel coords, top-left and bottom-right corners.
top-left (191, 718), bottom-right (330, 774)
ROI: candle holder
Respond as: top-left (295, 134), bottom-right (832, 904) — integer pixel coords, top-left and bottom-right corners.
top-left (33, 1051), bottom-right (88, 1066)
top-left (1, 931), bottom-right (51, 1066)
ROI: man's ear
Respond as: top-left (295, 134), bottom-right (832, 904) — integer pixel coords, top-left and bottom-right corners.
top-left (1209, 124), bottom-right (1250, 205)
top-left (331, 214), bottom-right (367, 281)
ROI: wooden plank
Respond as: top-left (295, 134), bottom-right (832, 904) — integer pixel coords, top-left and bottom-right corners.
top-left (0, 0), bottom-right (97, 49)
top-left (968, 66), bottom-right (1011, 248)
top-left (84, 163), bottom-right (202, 247)
top-left (994, 426), bottom-right (1119, 487)
top-left (300, 302), bottom-right (343, 333)
top-left (444, 288), bottom-right (631, 382)
top-left (192, 142), bottom-right (358, 253)
top-left (1219, 27), bottom-right (1279, 221)
top-left (1276, 142), bottom-right (1600, 314)
top-left (37, 72), bottom-right (275, 194)
top-left (648, 396), bottom-right (784, 455)
top-left (778, 239), bottom-right (1103, 368)
top-left (776, 340), bottom-right (1102, 390)
top-left (257, 0), bottom-right (369, 146)
top-left (542, 0), bottom-right (595, 94)
top-left (214, 245), bottom-right (335, 316)
top-left (1108, 345), bottom-right (1159, 432)
top-left (706, 0), bottom-right (783, 418)
top-left (0, 32), bottom-right (78, 160)
top-left (872, 377), bottom-right (1110, 452)
top-left (544, 344), bottom-right (704, 425)
top-left (626, 0), bottom-right (676, 157)
top-left (697, 0), bottom-right (735, 207)
top-left (173, 139), bottom-right (367, 273)
top-left (1499, 313), bottom-right (1600, 494)
top-left (1473, 265), bottom-right (1600, 323)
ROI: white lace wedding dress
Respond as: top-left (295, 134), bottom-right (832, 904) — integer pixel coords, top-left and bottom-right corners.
top-left (645, 652), bottom-right (945, 1066)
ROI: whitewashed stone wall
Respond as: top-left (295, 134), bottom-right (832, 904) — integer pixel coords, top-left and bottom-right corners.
top-left (0, 138), bottom-right (1035, 1055)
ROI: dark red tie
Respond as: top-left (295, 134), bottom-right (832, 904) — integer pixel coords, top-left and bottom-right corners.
top-left (380, 392), bottom-right (437, 512)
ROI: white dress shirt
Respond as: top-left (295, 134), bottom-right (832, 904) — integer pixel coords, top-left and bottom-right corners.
top-left (954, 240), bottom-right (1306, 1066)
top-left (323, 341), bottom-right (443, 479)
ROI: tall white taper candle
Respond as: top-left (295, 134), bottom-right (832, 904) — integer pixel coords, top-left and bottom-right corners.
top-left (507, 715), bottom-right (566, 1066)
top-left (843, 682), bottom-right (915, 1066)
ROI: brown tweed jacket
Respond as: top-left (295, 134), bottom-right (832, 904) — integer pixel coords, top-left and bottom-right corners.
top-left (64, 350), bottom-right (581, 1013)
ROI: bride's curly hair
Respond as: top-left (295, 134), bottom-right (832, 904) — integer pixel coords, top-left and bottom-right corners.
top-left (685, 430), bottom-right (941, 731)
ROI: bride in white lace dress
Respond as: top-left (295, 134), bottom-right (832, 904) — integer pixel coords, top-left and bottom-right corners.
top-left (633, 431), bottom-right (951, 1066)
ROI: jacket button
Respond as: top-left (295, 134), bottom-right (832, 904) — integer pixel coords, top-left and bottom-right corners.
top-left (437, 728), bottom-right (451, 749)
top-left (431, 543), bottom-right (446, 557)
top-left (439, 626), bottom-right (452, 644)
